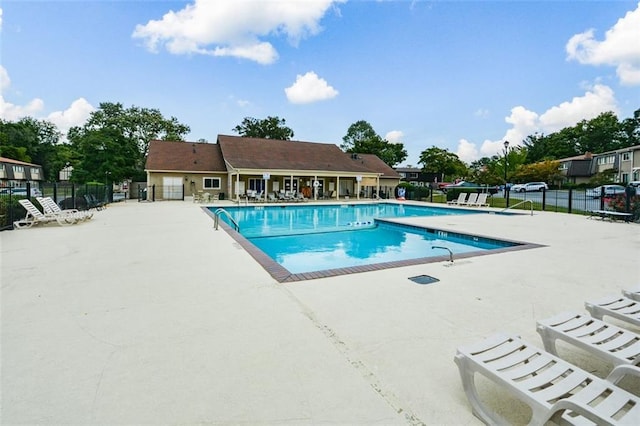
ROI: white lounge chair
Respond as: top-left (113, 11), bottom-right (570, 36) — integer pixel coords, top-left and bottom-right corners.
top-left (36, 196), bottom-right (92, 221)
top-left (585, 295), bottom-right (640, 328)
top-left (454, 333), bottom-right (640, 425)
top-left (447, 192), bottom-right (467, 205)
top-left (537, 311), bottom-right (640, 385)
top-left (459, 193), bottom-right (478, 206)
top-left (469, 193), bottom-right (489, 207)
top-left (622, 287), bottom-right (640, 302)
top-left (14, 199), bottom-right (76, 228)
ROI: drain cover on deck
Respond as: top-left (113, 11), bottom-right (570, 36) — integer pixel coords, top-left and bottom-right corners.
top-left (408, 275), bottom-right (440, 285)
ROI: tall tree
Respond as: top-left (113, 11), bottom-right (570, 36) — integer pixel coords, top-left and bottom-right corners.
top-left (69, 102), bottom-right (190, 180)
top-left (233, 116), bottom-right (294, 140)
top-left (418, 146), bottom-right (468, 181)
top-left (81, 102), bottom-right (190, 159)
top-left (67, 127), bottom-right (138, 183)
top-left (0, 117), bottom-right (62, 180)
top-left (341, 120), bottom-right (407, 167)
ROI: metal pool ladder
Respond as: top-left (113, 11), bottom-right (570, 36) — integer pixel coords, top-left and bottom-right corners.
top-left (214, 208), bottom-right (240, 231)
top-left (500, 199), bottom-right (534, 216)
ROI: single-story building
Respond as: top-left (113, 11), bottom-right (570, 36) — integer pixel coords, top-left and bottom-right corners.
top-left (145, 135), bottom-right (401, 201)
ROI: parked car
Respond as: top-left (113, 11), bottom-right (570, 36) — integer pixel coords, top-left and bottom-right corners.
top-left (442, 181), bottom-right (499, 194)
top-left (0, 187), bottom-right (42, 197)
top-left (586, 185), bottom-right (626, 198)
top-left (510, 182), bottom-right (548, 192)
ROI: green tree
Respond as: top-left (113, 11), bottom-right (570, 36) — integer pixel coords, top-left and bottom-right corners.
top-left (70, 102), bottom-right (190, 180)
top-left (619, 108), bottom-right (640, 147)
top-left (67, 127), bottom-right (138, 183)
top-left (233, 116), bottom-right (294, 140)
top-left (418, 146), bottom-right (467, 181)
top-left (512, 160), bottom-right (561, 184)
top-left (341, 120), bottom-right (407, 167)
top-left (0, 117), bottom-right (62, 180)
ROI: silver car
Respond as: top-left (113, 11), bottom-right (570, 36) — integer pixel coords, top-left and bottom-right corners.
top-left (511, 182), bottom-right (548, 192)
top-left (586, 185), bottom-right (626, 198)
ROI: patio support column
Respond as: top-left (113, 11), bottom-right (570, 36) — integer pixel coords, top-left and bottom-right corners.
top-left (235, 172), bottom-right (240, 201)
top-left (314, 175), bottom-right (318, 200)
top-left (336, 176), bottom-right (340, 200)
top-left (377, 175), bottom-right (380, 199)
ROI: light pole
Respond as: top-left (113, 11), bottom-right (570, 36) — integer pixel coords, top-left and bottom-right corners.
top-left (503, 141), bottom-right (510, 204)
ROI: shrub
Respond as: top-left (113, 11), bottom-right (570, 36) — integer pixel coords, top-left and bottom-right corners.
top-left (607, 194), bottom-right (640, 221)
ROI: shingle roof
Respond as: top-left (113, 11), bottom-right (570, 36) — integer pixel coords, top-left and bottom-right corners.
top-left (217, 135), bottom-right (395, 176)
top-left (0, 157), bottom-right (41, 167)
top-left (145, 140), bottom-right (226, 172)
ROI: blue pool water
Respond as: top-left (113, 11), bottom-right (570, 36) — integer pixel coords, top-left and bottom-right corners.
top-left (251, 221), bottom-right (515, 274)
top-left (216, 203), bottom-right (478, 238)
top-left (211, 203), bottom-right (520, 276)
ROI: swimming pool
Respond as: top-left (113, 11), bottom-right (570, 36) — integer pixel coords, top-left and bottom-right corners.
top-left (209, 203), bottom-right (537, 282)
top-left (215, 203), bottom-right (479, 238)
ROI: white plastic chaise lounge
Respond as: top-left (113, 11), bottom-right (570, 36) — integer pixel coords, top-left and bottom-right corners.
top-left (537, 311), bottom-right (640, 385)
top-left (454, 333), bottom-right (640, 425)
top-left (622, 287), bottom-right (640, 302)
top-left (469, 193), bottom-right (489, 207)
top-left (459, 193), bottom-right (478, 206)
top-left (447, 192), bottom-right (467, 205)
top-left (585, 295), bottom-right (640, 328)
top-left (14, 199), bottom-right (77, 228)
top-left (36, 196), bottom-right (92, 221)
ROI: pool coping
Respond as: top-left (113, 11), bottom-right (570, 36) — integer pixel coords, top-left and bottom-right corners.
top-left (205, 207), bottom-right (545, 283)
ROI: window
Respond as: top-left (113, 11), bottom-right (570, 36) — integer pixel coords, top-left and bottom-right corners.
top-left (409, 172), bottom-right (418, 179)
top-left (203, 177), bottom-right (221, 189)
top-left (621, 152), bottom-right (630, 161)
top-left (13, 165), bottom-right (24, 173)
top-left (31, 167), bottom-right (40, 176)
top-left (596, 155), bottom-right (615, 165)
top-left (559, 163), bottom-right (568, 170)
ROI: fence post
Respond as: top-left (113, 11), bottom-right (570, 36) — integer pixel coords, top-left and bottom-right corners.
top-left (542, 188), bottom-right (546, 211)
top-left (71, 184), bottom-right (76, 209)
top-left (152, 185), bottom-right (156, 201)
top-left (567, 189), bottom-right (573, 214)
top-left (53, 183), bottom-right (57, 204)
top-left (599, 186), bottom-right (605, 210)
top-left (182, 184), bottom-right (185, 201)
top-left (505, 188), bottom-right (510, 207)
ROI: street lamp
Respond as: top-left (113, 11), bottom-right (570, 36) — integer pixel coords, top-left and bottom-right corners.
top-left (503, 140), bottom-right (510, 184)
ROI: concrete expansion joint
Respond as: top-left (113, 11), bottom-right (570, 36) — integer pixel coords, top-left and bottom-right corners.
top-left (278, 285), bottom-right (426, 425)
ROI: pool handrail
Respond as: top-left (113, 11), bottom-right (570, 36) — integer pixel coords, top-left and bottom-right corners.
top-left (501, 199), bottom-right (534, 216)
top-left (214, 208), bottom-right (240, 231)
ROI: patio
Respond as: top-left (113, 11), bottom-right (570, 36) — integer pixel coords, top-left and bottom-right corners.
top-left (1, 199), bottom-right (638, 424)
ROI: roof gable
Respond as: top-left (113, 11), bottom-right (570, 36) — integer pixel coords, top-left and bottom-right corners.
top-left (217, 135), bottom-right (393, 175)
top-left (145, 140), bottom-right (226, 172)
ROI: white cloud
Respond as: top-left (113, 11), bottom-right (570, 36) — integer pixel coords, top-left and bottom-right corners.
top-left (385, 130), bottom-right (404, 143)
top-left (457, 84), bottom-right (619, 161)
top-left (0, 65), bottom-right (9, 92)
top-left (46, 98), bottom-right (95, 136)
top-left (566, 2), bottom-right (640, 85)
top-left (284, 71), bottom-right (338, 104)
top-left (132, 0), bottom-right (343, 64)
top-left (456, 139), bottom-right (479, 164)
top-left (0, 66), bottom-right (94, 135)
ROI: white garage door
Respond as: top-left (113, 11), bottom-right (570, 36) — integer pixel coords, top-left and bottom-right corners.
top-left (163, 177), bottom-right (183, 200)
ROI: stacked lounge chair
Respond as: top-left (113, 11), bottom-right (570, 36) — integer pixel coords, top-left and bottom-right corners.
top-left (455, 289), bottom-right (640, 425)
top-left (14, 199), bottom-right (78, 228)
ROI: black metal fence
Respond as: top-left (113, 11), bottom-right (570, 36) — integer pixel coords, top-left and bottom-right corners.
top-left (0, 182), bottom-right (113, 231)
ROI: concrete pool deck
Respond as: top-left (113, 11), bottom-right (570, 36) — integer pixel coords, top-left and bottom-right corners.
top-left (1, 199), bottom-right (639, 425)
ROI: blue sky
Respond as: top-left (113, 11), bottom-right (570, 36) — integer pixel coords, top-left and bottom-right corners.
top-left (1, 1), bottom-right (639, 167)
